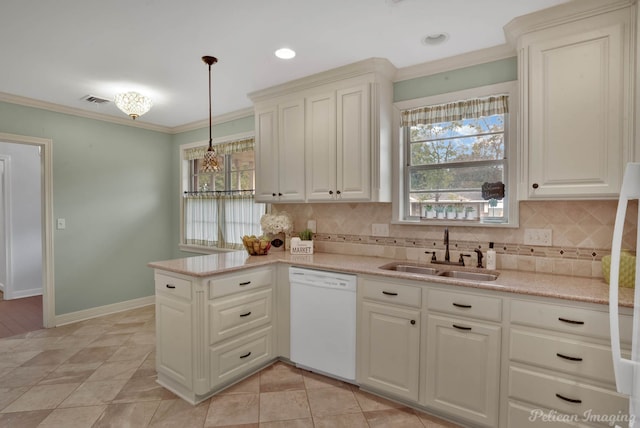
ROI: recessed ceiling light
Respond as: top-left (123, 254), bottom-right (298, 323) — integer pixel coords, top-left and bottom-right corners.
top-left (422, 33), bottom-right (449, 46)
top-left (275, 48), bottom-right (296, 59)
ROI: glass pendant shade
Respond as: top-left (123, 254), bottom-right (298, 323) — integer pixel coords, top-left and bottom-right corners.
top-left (114, 91), bottom-right (152, 120)
top-left (200, 55), bottom-right (220, 173)
top-left (201, 146), bottom-right (220, 172)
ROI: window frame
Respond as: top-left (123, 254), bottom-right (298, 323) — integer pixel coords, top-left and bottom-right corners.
top-left (392, 81), bottom-right (519, 227)
top-left (179, 131), bottom-right (265, 254)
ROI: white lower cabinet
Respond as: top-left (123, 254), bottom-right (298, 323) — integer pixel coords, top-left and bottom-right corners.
top-left (423, 288), bottom-right (503, 427)
top-left (359, 301), bottom-right (421, 401)
top-left (154, 267), bottom-right (275, 404)
top-left (424, 314), bottom-right (501, 427)
top-left (357, 278), bottom-right (421, 401)
top-left (156, 292), bottom-right (193, 389)
top-left (507, 299), bottom-right (632, 427)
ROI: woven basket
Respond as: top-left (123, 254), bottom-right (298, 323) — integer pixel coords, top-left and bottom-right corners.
top-left (602, 251), bottom-right (636, 288)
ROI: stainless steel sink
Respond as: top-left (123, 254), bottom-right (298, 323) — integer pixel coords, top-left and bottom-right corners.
top-left (437, 270), bottom-right (498, 281)
top-left (379, 262), bottom-right (499, 281)
top-left (388, 264), bottom-right (439, 275)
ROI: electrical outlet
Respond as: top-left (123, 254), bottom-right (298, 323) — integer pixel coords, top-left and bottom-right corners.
top-left (524, 228), bottom-right (552, 246)
top-left (372, 223), bottom-right (389, 237)
top-left (56, 218), bottom-right (66, 230)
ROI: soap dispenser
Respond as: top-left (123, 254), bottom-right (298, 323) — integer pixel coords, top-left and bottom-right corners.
top-left (486, 242), bottom-right (496, 270)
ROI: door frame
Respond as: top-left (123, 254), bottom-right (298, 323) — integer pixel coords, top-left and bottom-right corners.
top-left (0, 132), bottom-right (54, 328)
top-left (0, 154), bottom-right (13, 299)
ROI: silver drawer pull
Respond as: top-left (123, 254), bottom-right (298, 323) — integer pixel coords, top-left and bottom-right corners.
top-left (556, 352), bottom-right (583, 362)
top-left (555, 393), bottom-right (582, 404)
top-left (165, 284), bottom-right (176, 289)
top-left (239, 351), bottom-right (252, 359)
top-left (239, 281), bottom-right (251, 286)
top-left (452, 302), bottom-right (472, 309)
top-left (558, 317), bottom-right (584, 325)
top-left (239, 311), bottom-right (252, 318)
top-left (453, 324), bottom-right (472, 331)
top-left (382, 291), bottom-right (398, 296)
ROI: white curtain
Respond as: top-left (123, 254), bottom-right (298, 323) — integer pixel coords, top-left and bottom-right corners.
top-left (184, 191), bottom-right (265, 250)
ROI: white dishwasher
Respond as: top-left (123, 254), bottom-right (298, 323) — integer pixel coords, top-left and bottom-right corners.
top-left (289, 266), bottom-right (357, 382)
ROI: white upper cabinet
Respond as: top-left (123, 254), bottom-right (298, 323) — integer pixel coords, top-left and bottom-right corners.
top-left (254, 99), bottom-right (306, 203)
top-left (306, 80), bottom-right (372, 201)
top-left (250, 58), bottom-right (395, 203)
top-left (506, 1), bottom-right (635, 199)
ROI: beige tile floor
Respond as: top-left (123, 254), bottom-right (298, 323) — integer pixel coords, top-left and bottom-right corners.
top-left (0, 305), bottom-right (462, 427)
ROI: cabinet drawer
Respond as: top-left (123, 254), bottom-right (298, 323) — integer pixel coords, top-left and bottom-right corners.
top-left (360, 278), bottom-right (421, 308)
top-left (508, 401), bottom-right (587, 427)
top-left (428, 289), bottom-right (502, 322)
top-left (209, 326), bottom-right (273, 388)
top-left (509, 366), bottom-right (629, 423)
top-left (155, 273), bottom-right (191, 301)
top-left (511, 300), bottom-right (633, 344)
top-left (510, 329), bottom-right (621, 385)
top-left (209, 288), bottom-right (273, 345)
top-left (209, 268), bottom-right (272, 299)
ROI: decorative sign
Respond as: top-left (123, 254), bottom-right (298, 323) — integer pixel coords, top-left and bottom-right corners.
top-left (290, 237), bottom-right (314, 255)
top-left (482, 181), bottom-right (505, 200)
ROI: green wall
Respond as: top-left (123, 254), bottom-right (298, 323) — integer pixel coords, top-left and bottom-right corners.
top-left (0, 101), bottom-right (174, 315)
top-left (0, 57), bottom-right (515, 317)
top-left (394, 57), bottom-right (517, 101)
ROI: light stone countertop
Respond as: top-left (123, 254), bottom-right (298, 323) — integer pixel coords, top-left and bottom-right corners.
top-left (148, 250), bottom-right (635, 308)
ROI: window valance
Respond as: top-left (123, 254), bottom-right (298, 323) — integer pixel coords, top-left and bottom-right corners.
top-left (400, 95), bottom-right (509, 127)
top-left (183, 137), bottom-right (254, 160)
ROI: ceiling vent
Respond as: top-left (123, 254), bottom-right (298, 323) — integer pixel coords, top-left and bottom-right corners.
top-left (82, 95), bottom-right (110, 104)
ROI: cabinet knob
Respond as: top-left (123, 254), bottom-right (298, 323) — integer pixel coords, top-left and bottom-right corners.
top-left (272, 193), bottom-right (277, 197)
top-left (532, 183), bottom-right (539, 189)
top-left (278, 192), bottom-right (283, 196)
top-left (336, 190), bottom-right (341, 195)
top-left (329, 190), bottom-right (334, 195)
top-left (410, 320), bottom-right (416, 325)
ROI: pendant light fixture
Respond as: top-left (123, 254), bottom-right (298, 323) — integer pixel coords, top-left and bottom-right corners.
top-left (200, 55), bottom-right (220, 172)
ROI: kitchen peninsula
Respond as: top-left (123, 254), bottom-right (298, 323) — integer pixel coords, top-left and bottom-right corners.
top-left (149, 251), bottom-right (634, 427)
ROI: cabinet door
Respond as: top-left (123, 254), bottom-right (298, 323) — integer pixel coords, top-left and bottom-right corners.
top-left (278, 99), bottom-right (306, 202)
top-left (254, 105), bottom-right (279, 202)
top-left (337, 83), bottom-right (370, 201)
top-left (359, 301), bottom-right (420, 401)
top-left (525, 20), bottom-right (627, 198)
top-left (156, 294), bottom-right (193, 388)
top-left (305, 91), bottom-right (337, 201)
top-left (425, 314), bottom-right (501, 427)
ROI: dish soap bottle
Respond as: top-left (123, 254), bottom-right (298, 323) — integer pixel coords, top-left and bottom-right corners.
top-left (486, 242), bottom-right (496, 270)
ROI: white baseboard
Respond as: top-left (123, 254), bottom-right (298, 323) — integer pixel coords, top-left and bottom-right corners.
top-left (55, 295), bottom-right (155, 327)
top-left (4, 287), bottom-right (42, 300)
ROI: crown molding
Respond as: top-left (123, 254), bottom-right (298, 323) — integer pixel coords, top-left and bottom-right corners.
top-left (170, 107), bottom-right (254, 134)
top-left (248, 57), bottom-right (397, 103)
top-left (0, 92), bottom-right (172, 133)
top-left (394, 44), bottom-right (516, 83)
top-left (504, 0), bottom-right (637, 46)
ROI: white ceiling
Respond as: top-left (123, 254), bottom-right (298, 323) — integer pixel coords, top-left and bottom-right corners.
top-left (0, 0), bottom-right (569, 129)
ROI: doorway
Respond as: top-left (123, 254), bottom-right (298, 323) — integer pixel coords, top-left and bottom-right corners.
top-left (0, 132), bottom-right (54, 330)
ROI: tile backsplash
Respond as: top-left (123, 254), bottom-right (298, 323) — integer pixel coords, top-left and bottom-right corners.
top-left (275, 200), bottom-right (638, 279)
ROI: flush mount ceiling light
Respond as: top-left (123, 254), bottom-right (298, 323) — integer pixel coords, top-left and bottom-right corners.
top-left (275, 48), bottom-right (296, 59)
top-left (422, 32), bottom-right (449, 46)
top-left (200, 55), bottom-right (221, 173)
top-left (113, 91), bottom-right (152, 120)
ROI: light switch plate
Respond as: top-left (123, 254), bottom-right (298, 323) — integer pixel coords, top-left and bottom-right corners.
top-left (524, 228), bottom-right (552, 246)
top-left (307, 220), bottom-right (317, 233)
top-left (372, 223), bottom-right (389, 237)
top-left (56, 218), bottom-right (66, 230)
